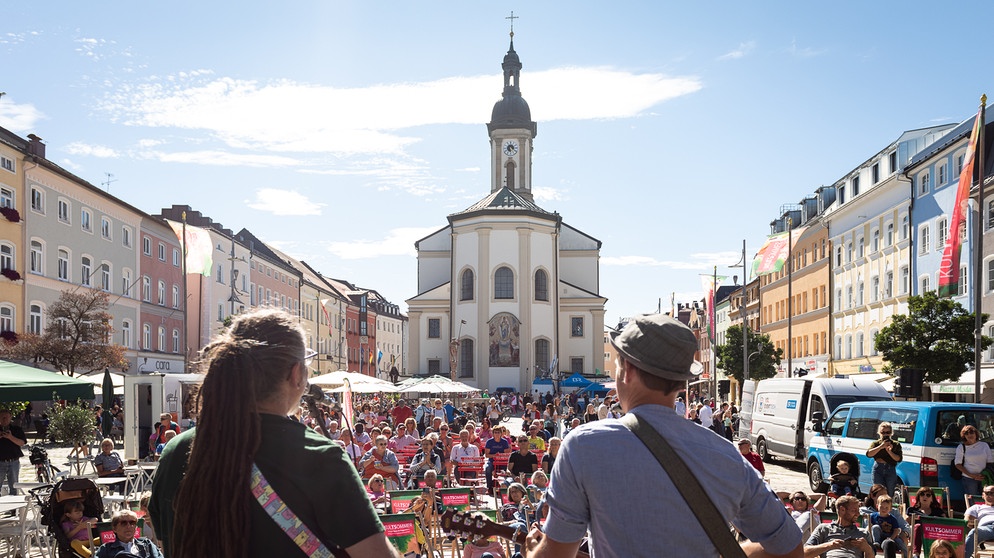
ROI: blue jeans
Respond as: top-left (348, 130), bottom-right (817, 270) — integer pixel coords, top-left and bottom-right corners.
top-left (965, 523), bottom-right (994, 558)
top-left (0, 459), bottom-right (19, 495)
top-left (871, 524), bottom-right (906, 558)
top-left (964, 476), bottom-right (984, 499)
top-left (872, 462), bottom-right (898, 497)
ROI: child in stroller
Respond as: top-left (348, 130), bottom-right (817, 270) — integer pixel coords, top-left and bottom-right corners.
top-left (828, 454), bottom-right (864, 501)
top-left (36, 477), bottom-right (105, 558)
top-left (61, 500), bottom-right (99, 557)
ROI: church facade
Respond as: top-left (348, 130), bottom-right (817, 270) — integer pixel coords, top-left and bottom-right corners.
top-left (406, 36), bottom-right (607, 392)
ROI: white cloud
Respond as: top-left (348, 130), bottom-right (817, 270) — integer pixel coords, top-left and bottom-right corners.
top-left (717, 41), bottom-right (756, 61)
top-left (137, 138), bottom-right (164, 148)
top-left (788, 39), bottom-right (825, 58)
top-left (533, 185), bottom-right (567, 203)
top-left (455, 167), bottom-right (481, 172)
top-left (65, 142), bottom-right (120, 158)
top-left (246, 188), bottom-right (326, 216)
top-left (326, 227), bottom-right (440, 259)
top-left (139, 149), bottom-right (302, 168)
top-left (0, 100), bottom-right (45, 132)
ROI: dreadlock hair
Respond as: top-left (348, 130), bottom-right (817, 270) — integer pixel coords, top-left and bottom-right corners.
top-left (172, 308), bottom-right (305, 558)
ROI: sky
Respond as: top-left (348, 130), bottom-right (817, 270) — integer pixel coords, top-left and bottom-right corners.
top-left (2, 1), bottom-right (993, 327)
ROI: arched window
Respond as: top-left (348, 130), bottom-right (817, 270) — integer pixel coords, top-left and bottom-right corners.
top-left (158, 327), bottom-right (166, 352)
top-left (172, 329), bottom-right (180, 353)
top-left (30, 240), bottom-right (43, 274)
top-left (121, 321), bottom-right (132, 348)
top-left (81, 256), bottom-right (92, 286)
top-left (855, 332), bottom-right (864, 358)
top-left (535, 339), bottom-right (550, 374)
top-left (460, 269), bottom-right (474, 301)
top-left (0, 243), bottom-right (13, 271)
top-left (505, 161), bottom-right (515, 189)
top-left (534, 269), bottom-right (549, 301)
top-left (495, 267), bottom-right (514, 299)
top-left (157, 280), bottom-right (166, 305)
top-left (142, 324), bottom-right (151, 350)
top-left (459, 339), bottom-right (474, 378)
top-left (0, 305), bottom-right (13, 332)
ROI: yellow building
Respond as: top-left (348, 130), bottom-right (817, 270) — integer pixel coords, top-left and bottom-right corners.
top-left (0, 130), bottom-right (27, 339)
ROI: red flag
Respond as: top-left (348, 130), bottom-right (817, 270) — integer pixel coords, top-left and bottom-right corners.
top-left (938, 107), bottom-right (984, 297)
top-left (342, 378), bottom-right (355, 428)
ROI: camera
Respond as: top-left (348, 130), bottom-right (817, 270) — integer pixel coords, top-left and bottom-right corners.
top-left (882, 436), bottom-right (891, 442)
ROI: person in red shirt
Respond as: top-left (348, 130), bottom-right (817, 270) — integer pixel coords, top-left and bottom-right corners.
top-left (390, 400), bottom-right (413, 427)
top-left (738, 439), bottom-right (765, 478)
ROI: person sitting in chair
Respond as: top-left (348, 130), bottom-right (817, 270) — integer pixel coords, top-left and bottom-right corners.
top-left (964, 485), bottom-right (994, 558)
top-left (94, 510), bottom-right (163, 558)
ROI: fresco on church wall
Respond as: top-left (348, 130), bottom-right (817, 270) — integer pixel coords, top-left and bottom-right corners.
top-left (488, 312), bottom-right (520, 367)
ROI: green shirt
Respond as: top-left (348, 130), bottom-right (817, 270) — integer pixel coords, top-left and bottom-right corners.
top-left (867, 439), bottom-right (903, 465)
top-left (150, 414), bottom-right (383, 557)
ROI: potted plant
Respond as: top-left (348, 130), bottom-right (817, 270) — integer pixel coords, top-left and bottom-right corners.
top-left (0, 268), bottom-right (20, 281)
top-left (0, 330), bottom-right (17, 344)
top-left (48, 399), bottom-right (97, 458)
top-left (0, 206), bottom-right (19, 223)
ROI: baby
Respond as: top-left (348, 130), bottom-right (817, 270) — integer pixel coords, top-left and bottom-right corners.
top-left (829, 460), bottom-right (857, 496)
top-left (869, 495), bottom-right (906, 553)
top-left (61, 500), bottom-right (98, 557)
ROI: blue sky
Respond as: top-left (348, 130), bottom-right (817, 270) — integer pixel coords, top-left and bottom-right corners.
top-left (2, 1), bottom-right (992, 326)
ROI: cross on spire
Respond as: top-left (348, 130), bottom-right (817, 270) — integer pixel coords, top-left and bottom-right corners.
top-left (506, 11), bottom-right (518, 38)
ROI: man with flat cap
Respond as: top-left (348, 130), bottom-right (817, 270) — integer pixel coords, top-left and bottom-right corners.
top-left (524, 314), bottom-right (802, 558)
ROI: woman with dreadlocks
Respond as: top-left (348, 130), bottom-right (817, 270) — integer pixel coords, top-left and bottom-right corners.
top-left (149, 309), bottom-right (399, 558)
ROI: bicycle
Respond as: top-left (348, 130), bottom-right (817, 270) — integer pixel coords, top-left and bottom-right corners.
top-left (25, 444), bottom-right (60, 483)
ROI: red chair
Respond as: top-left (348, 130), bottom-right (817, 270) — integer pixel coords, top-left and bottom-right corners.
top-left (453, 456), bottom-right (487, 499)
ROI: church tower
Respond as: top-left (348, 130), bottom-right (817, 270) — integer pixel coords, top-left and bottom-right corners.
top-left (487, 32), bottom-right (537, 203)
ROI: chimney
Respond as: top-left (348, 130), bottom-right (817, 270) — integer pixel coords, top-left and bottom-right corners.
top-left (26, 134), bottom-right (45, 158)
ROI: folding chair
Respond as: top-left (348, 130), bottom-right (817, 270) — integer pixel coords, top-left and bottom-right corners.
top-left (916, 515), bottom-right (968, 558)
top-left (453, 456), bottom-right (487, 501)
top-left (380, 513), bottom-right (421, 557)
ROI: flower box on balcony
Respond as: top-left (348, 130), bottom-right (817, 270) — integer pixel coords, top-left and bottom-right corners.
top-left (0, 206), bottom-right (20, 223)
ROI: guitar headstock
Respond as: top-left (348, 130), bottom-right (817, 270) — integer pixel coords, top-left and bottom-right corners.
top-left (439, 509), bottom-right (521, 543)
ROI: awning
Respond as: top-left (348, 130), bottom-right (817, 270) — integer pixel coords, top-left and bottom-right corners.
top-left (0, 360), bottom-right (96, 401)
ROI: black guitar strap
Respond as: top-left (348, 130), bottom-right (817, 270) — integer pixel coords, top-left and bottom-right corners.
top-left (620, 413), bottom-right (747, 558)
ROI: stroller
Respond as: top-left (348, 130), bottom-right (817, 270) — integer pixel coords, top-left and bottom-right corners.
top-left (34, 477), bottom-right (105, 558)
top-left (827, 453), bottom-right (865, 507)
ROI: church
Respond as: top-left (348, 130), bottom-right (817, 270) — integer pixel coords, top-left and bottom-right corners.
top-left (406, 33), bottom-right (607, 392)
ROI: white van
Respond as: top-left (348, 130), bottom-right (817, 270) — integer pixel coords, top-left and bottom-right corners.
top-left (744, 377), bottom-right (891, 462)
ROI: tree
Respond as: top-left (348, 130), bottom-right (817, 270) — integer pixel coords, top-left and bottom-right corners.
top-left (874, 291), bottom-right (991, 383)
top-left (0, 289), bottom-right (128, 376)
top-left (48, 399), bottom-right (96, 449)
top-left (715, 324), bottom-right (783, 385)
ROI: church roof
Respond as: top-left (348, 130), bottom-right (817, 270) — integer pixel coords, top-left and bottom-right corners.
top-left (448, 187), bottom-right (559, 223)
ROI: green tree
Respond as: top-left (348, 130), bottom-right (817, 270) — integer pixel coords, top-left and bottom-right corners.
top-left (47, 400), bottom-right (96, 448)
top-left (874, 291), bottom-right (991, 383)
top-left (715, 325), bottom-right (783, 385)
top-left (0, 289), bottom-right (128, 376)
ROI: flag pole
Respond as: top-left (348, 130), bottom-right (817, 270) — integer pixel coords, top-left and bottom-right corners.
top-left (787, 217), bottom-right (793, 378)
top-left (181, 211), bottom-right (189, 372)
top-left (975, 94), bottom-right (988, 403)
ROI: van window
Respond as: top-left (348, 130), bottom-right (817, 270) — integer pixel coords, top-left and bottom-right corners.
top-left (936, 410), bottom-right (994, 446)
top-left (809, 395), bottom-right (826, 422)
top-left (825, 409), bottom-right (849, 436)
top-left (849, 407), bottom-right (919, 443)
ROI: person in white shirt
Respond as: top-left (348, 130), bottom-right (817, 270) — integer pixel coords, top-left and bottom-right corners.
top-left (698, 401), bottom-right (714, 429)
top-left (965, 486), bottom-right (994, 558)
top-left (449, 429), bottom-right (481, 485)
top-left (674, 397), bottom-right (686, 417)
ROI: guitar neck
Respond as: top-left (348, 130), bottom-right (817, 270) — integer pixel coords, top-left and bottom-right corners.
top-left (440, 510), bottom-right (588, 558)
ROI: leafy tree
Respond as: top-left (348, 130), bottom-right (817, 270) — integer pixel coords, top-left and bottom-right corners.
top-left (874, 291), bottom-right (991, 383)
top-left (0, 289), bottom-right (128, 376)
top-left (48, 399), bottom-right (96, 448)
top-left (715, 324), bottom-right (783, 385)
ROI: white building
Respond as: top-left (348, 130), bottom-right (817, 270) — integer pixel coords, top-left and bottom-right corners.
top-left (407, 36), bottom-right (607, 391)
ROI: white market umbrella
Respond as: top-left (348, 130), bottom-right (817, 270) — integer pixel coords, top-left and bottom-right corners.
top-left (310, 370), bottom-right (392, 387)
top-left (327, 382), bottom-right (397, 394)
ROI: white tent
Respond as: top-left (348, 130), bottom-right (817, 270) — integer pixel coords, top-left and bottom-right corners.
top-left (80, 371), bottom-right (125, 396)
top-left (309, 370), bottom-right (393, 388)
top-left (327, 382), bottom-right (397, 394)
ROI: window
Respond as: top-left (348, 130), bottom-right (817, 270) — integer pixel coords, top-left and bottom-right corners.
top-left (158, 327), bottom-right (166, 352)
top-left (889, 151), bottom-right (898, 174)
top-left (856, 281), bottom-right (864, 306)
top-left (846, 286), bottom-right (853, 309)
top-left (872, 163), bottom-right (879, 184)
top-left (459, 339), bottom-right (474, 378)
top-left (122, 227), bottom-right (132, 248)
top-left (957, 154), bottom-right (965, 177)
top-left (172, 285), bottom-right (180, 308)
top-left (918, 172), bottom-right (930, 195)
top-left (894, 268), bottom-right (903, 296)
top-left (0, 243), bottom-right (12, 272)
top-left (835, 247), bottom-right (842, 266)
top-left (158, 243), bottom-right (166, 261)
top-left (0, 305), bottom-right (12, 332)
top-left (886, 223), bottom-right (894, 246)
top-left (218, 304), bottom-right (224, 322)
top-left (157, 280), bottom-right (166, 305)
top-left (839, 185), bottom-right (846, 204)
top-left (101, 217), bottom-right (111, 239)
top-left (29, 304), bottom-right (42, 334)
top-left (852, 176), bottom-right (860, 196)
top-left (535, 270), bottom-right (549, 301)
top-left (0, 187), bottom-right (12, 209)
top-left (856, 237), bottom-right (864, 259)
top-left (122, 269), bottom-right (133, 298)
top-left (902, 216), bottom-right (909, 240)
top-left (570, 357), bottom-right (584, 374)
top-left (216, 264), bottom-right (224, 284)
top-left (571, 317), bottom-right (584, 337)
top-left (0, 156), bottom-right (13, 172)
top-left (81, 209), bottom-right (91, 232)
top-left (29, 240), bottom-right (43, 274)
top-left (172, 329), bottom-right (180, 353)
top-left (143, 237), bottom-right (151, 256)
top-left (75, 258), bottom-right (91, 288)
top-left (937, 218), bottom-right (948, 250)
top-left (959, 266), bottom-right (968, 296)
top-left (989, 260), bottom-right (994, 293)
top-left (100, 264), bottom-right (110, 291)
top-left (121, 321), bottom-right (132, 348)
top-left (871, 230), bottom-right (880, 252)
top-left (919, 226), bottom-right (930, 255)
top-left (921, 275), bottom-right (930, 294)
top-left (871, 276), bottom-right (879, 302)
top-left (172, 248), bottom-right (180, 266)
top-left (58, 199), bottom-right (70, 223)
top-left (143, 324), bottom-right (151, 350)
top-left (460, 269), bottom-right (474, 301)
top-left (855, 332), bottom-right (864, 358)
top-left (30, 188), bottom-right (43, 212)
top-left (142, 276), bottom-right (151, 302)
top-left (428, 318), bottom-right (441, 339)
top-left (427, 360), bottom-right (441, 375)
top-left (938, 162), bottom-right (948, 186)
top-left (494, 266), bottom-right (514, 299)
top-left (535, 339), bottom-right (550, 374)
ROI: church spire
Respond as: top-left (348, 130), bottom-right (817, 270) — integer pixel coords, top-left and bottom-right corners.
top-left (489, 16), bottom-right (537, 203)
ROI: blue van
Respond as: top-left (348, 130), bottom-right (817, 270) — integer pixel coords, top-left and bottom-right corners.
top-left (806, 401), bottom-right (994, 508)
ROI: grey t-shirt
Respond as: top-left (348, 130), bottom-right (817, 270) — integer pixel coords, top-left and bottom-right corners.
top-left (543, 404), bottom-right (801, 557)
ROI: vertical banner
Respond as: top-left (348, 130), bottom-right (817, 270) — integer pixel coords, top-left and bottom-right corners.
top-left (938, 107), bottom-right (984, 297)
